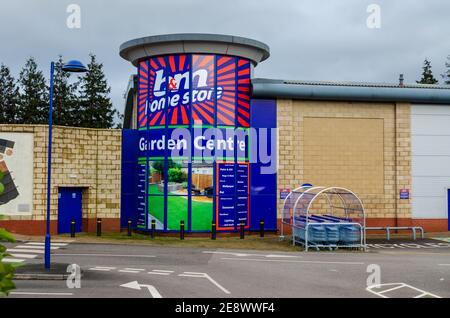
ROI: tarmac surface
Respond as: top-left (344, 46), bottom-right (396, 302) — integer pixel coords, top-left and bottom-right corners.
top-left (3, 238), bottom-right (450, 298)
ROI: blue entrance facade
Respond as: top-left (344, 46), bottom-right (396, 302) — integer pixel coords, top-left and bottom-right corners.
top-left (120, 98), bottom-right (278, 233)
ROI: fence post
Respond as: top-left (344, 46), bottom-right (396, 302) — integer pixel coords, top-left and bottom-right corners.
top-left (240, 222), bottom-right (245, 240)
top-left (127, 219), bottom-right (132, 236)
top-left (180, 220), bottom-right (185, 240)
top-left (97, 218), bottom-right (102, 237)
top-left (70, 219), bottom-right (76, 238)
top-left (151, 219), bottom-right (156, 239)
top-left (211, 222), bottom-right (216, 240)
top-left (260, 219), bottom-right (265, 238)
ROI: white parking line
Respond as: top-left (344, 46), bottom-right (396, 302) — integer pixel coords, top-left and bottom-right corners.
top-left (3, 258), bottom-right (25, 263)
top-left (203, 251), bottom-right (301, 258)
top-left (438, 264), bottom-right (450, 266)
top-left (25, 242), bottom-right (68, 247)
top-left (7, 249), bottom-right (44, 254)
top-left (366, 283), bottom-right (441, 298)
top-left (8, 254), bottom-right (38, 259)
top-left (119, 270), bottom-right (143, 274)
top-left (53, 253), bottom-right (156, 258)
top-left (220, 257), bottom-right (364, 265)
top-left (15, 245), bottom-right (59, 250)
top-left (148, 272), bottom-right (171, 276)
top-left (123, 268), bottom-right (145, 271)
top-left (179, 272), bottom-right (230, 294)
top-left (10, 292), bottom-right (73, 296)
top-left (152, 270), bottom-right (174, 273)
top-left (88, 267), bottom-right (116, 271)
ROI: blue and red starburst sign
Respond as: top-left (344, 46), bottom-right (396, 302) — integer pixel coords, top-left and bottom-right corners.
top-left (137, 54), bottom-right (251, 129)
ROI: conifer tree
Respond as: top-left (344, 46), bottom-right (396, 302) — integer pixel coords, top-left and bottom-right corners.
top-left (442, 55), bottom-right (450, 85)
top-left (53, 56), bottom-right (79, 126)
top-left (0, 64), bottom-right (19, 124)
top-left (77, 54), bottom-right (116, 128)
top-left (417, 59), bottom-right (438, 84)
top-left (17, 58), bottom-right (48, 124)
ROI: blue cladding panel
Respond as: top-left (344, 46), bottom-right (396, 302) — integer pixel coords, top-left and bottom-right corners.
top-left (250, 99), bottom-right (277, 231)
top-left (121, 100), bottom-right (277, 232)
top-left (448, 189), bottom-right (450, 231)
top-left (121, 129), bottom-right (139, 228)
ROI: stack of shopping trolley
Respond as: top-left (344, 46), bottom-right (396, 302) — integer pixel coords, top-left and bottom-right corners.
top-left (292, 214), bottom-right (364, 251)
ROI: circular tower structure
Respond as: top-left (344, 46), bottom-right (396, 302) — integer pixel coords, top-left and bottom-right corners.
top-left (120, 34), bottom-right (270, 233)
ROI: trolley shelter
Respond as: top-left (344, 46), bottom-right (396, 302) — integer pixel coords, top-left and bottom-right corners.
top-left (282, 186), bottom-right (366, 251)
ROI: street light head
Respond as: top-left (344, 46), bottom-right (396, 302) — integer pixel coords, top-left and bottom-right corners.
top-left (62, 60), bottom-right (88, 73)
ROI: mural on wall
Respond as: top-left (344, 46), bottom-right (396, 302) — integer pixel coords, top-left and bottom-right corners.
top-left (0, 139), bottom-right (19, 204)
top-left (0, 133), bottom-right (34, 216)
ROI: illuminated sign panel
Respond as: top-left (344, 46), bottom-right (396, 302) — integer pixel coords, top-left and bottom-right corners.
top-left (136, 54), bottom-right (251, 232)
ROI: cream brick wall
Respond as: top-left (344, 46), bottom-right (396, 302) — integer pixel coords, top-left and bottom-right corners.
top-left (0, 125), bottom-right (122, 221)
top-left (277, 100), bottom-right (411, 220)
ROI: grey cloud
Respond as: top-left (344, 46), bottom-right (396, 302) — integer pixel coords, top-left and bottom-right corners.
top-left (1, 0), bottom-right (449, 119)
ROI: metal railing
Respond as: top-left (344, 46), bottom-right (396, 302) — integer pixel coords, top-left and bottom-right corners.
top-left (365, 226), bottom-right (424, 241)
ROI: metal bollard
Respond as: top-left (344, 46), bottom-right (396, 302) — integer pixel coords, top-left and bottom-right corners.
top-left (97, 218), bottom-right (102, 237)
top-left (180, 220), bottom-right (185, 240)
top-left (127, 219), bottom-right (132, 237)
top-left (70, 219), bottom-right (76, 238)
top-left (151, 219), bottom-right (156, 239)
top-left (240, 222), bottom-right (245, 240)
top-left (211, 222), bottom-right (216, 240)
top-left (260, 219), bottom-right (265, 238)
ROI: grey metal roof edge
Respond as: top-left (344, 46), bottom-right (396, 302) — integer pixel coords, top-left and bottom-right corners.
top-left (252, 78), bottom-right (450, 104)
top-left (119, 33), bottom-right (270, 66)
top-left (252, 78), bottom-right (450, 90)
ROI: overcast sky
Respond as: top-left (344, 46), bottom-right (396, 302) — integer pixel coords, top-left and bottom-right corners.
top-left (1, 0), bottom-right (449, 121)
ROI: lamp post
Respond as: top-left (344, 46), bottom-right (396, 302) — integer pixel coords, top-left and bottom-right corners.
top-left (45, 59), bottom-right (88, 270)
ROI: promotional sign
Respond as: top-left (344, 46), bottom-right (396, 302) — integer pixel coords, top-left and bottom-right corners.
top-left (136, 161), bottom-right (147, 229)
top-left (216, 162), bottom-right (249, 230)
top-left (136, 53), bottom-right (252, 232)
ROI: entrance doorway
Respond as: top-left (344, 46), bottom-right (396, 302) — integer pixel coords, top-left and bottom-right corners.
top-left (58, 187), bottom-right (83, 234)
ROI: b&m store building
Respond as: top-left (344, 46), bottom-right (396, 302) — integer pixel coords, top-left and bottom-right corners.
top-left (1, 34), bottom-right (450, 235)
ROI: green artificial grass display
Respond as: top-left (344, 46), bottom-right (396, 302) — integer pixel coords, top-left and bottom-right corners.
top-left (148, 184), bottom-right (213, 231)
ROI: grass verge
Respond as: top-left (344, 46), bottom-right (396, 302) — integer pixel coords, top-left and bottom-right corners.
top-left (57, 232), bottom-right (303, 252)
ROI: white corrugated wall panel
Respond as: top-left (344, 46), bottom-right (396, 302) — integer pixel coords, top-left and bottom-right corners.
top-left (411, 104), bottom-right (450, 220)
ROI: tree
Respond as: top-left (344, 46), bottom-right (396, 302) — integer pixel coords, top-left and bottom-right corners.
top-left (17, 58), bottom-right (48, 124)
top-left (0, 64), bottom-right (19, 124)
top-left (152, 159), bottom-right (180, 181)
top-left (417, 59), bottom-right (438, 84)
top-left (0, 227), bottom-right (16, 297)
top-left (442, 55), bottom-right (450, 85)
top-left (77, 54), bottom-right (116, 128)
top-left (53, 56), bottom-right (79, 126)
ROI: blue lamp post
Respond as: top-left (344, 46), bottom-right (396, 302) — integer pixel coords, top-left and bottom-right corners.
top-left (45, 59), bottom-right (88, 270)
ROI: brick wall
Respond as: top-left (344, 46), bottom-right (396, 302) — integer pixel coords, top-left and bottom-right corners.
top-left (0, 125), bottom-right (121, 234)
top-left (277, 100), bottom-right (412, 225)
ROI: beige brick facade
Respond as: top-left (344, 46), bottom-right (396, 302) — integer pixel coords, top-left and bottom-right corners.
top-left (0, 125), bottom-right (121, 227)
top-left (277, 100), bottom-right (411, 223)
